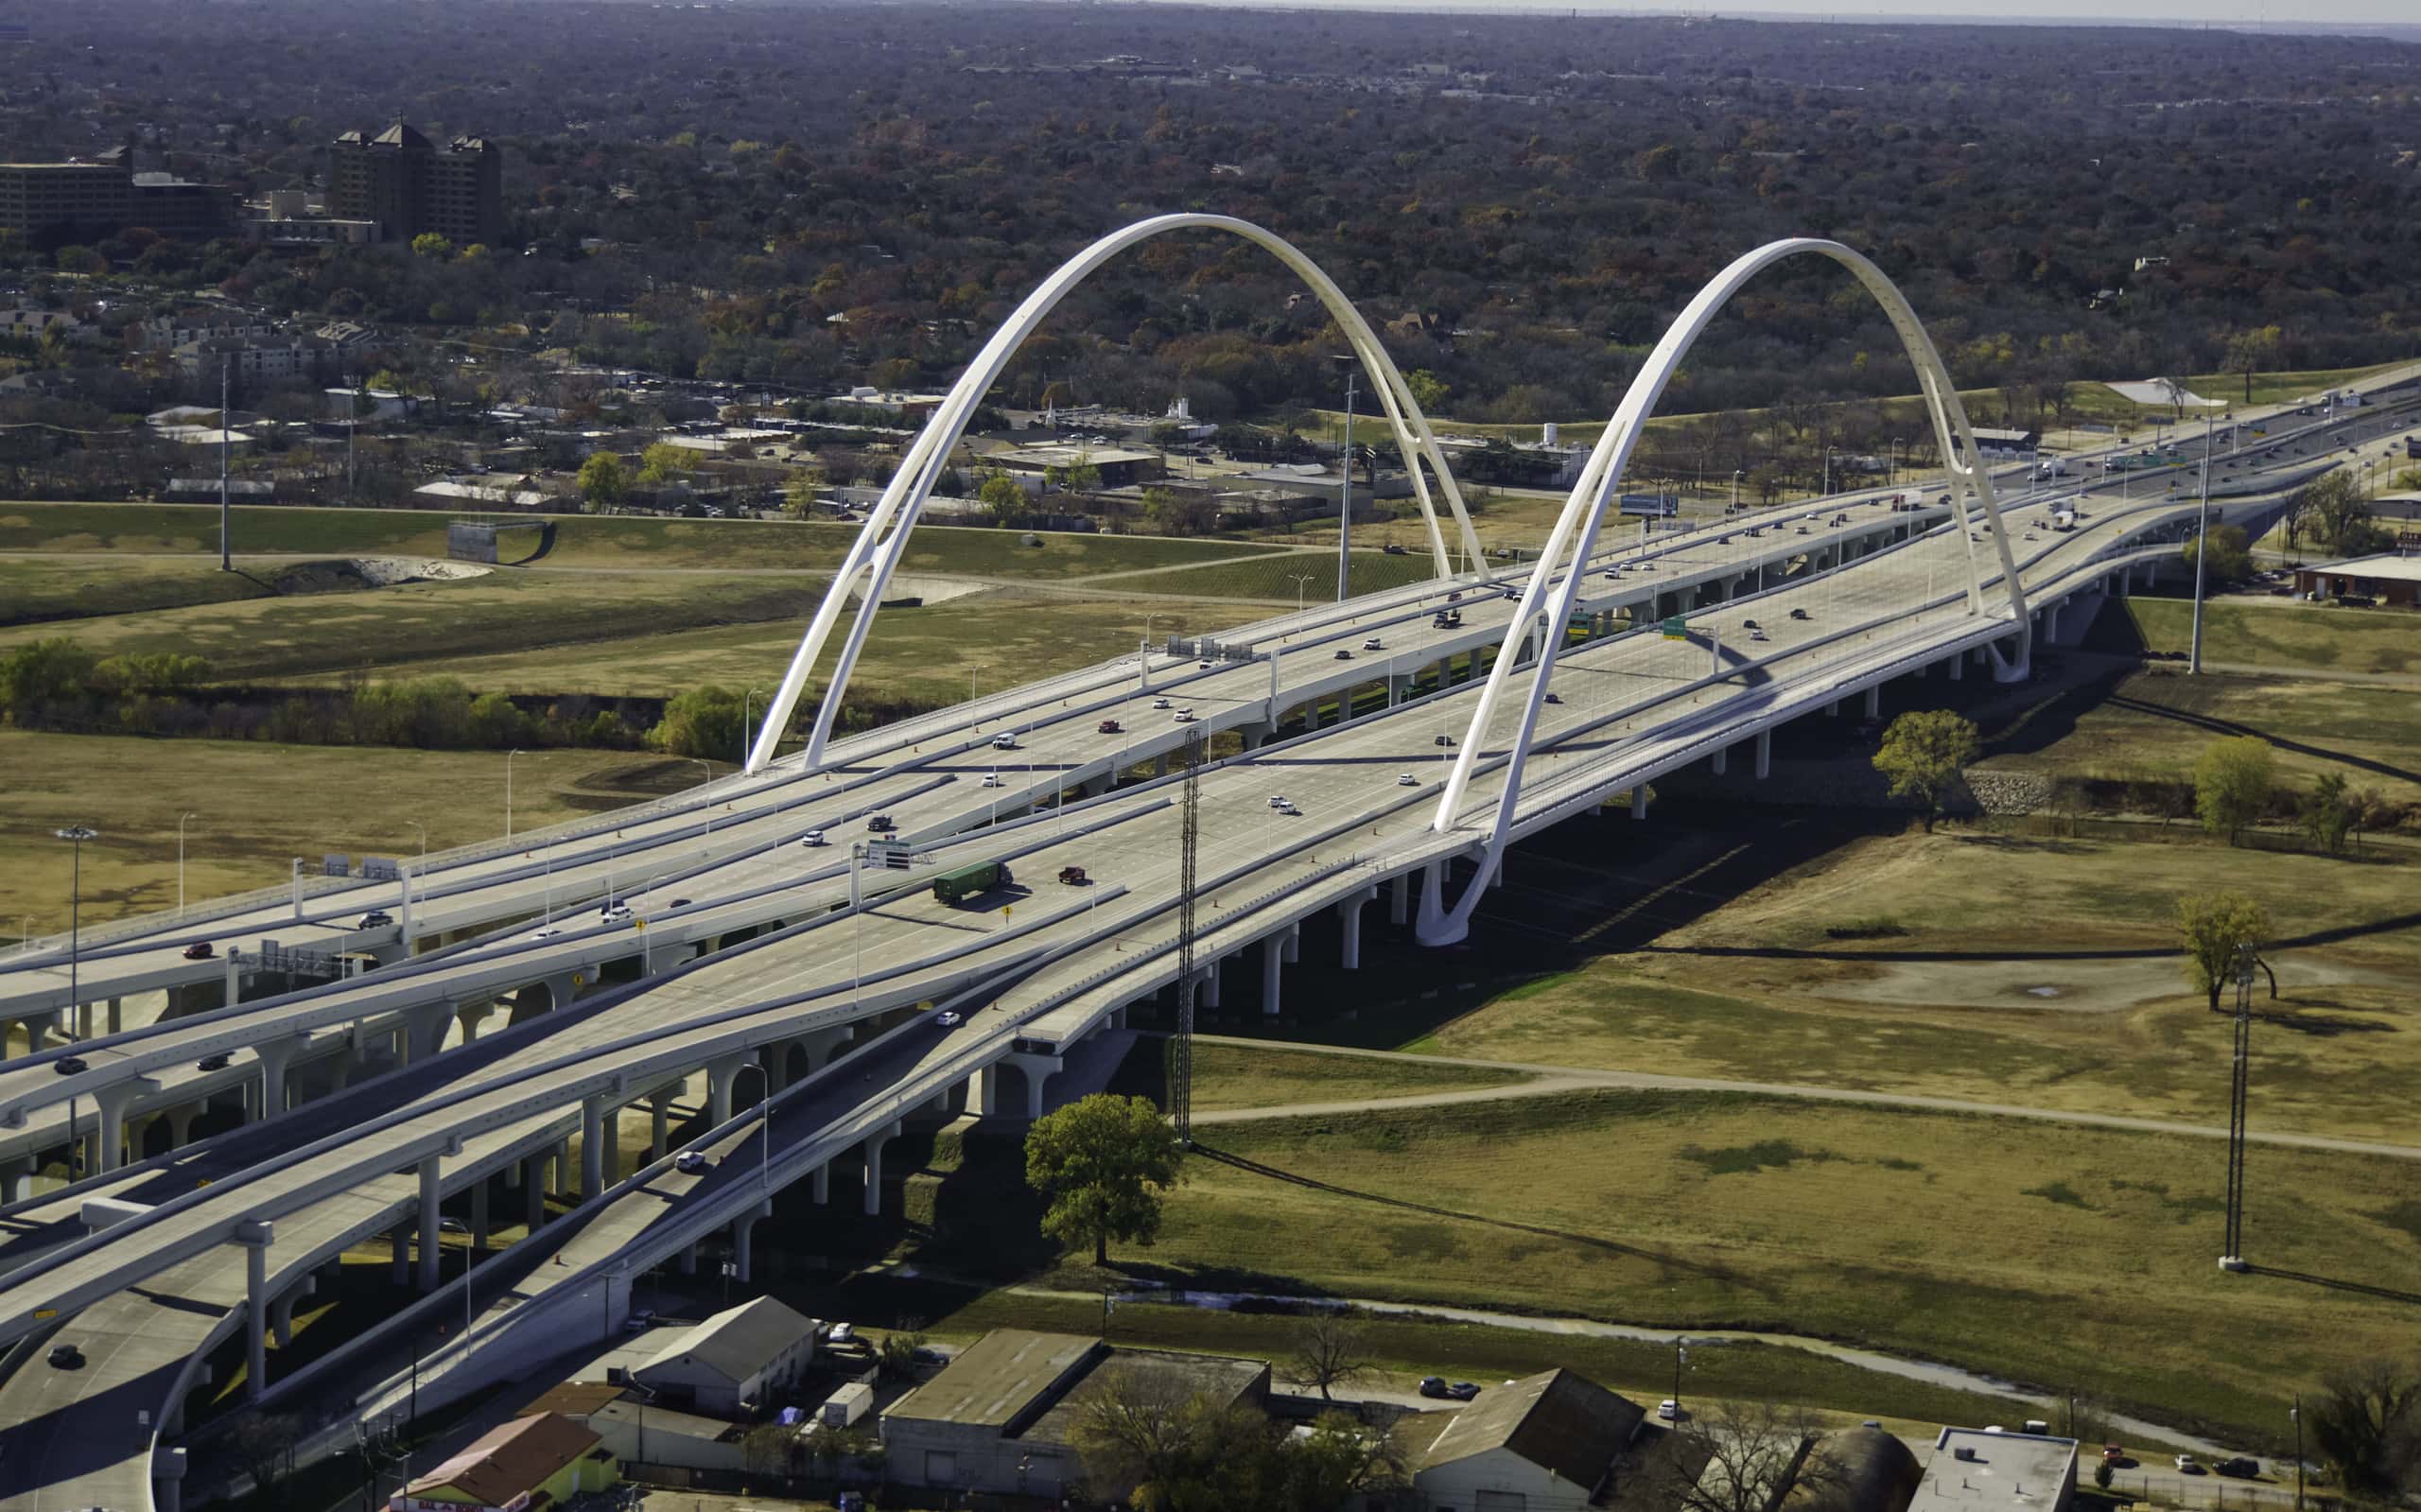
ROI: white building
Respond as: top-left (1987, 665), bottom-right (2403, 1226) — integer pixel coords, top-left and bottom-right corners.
top-left (631, 1296), bottom-right (818, 1416)
top-left (1910, 1428), bottom-right (2078, 1512)
top-left (1413, 1368), bottom-right (1646, 1512)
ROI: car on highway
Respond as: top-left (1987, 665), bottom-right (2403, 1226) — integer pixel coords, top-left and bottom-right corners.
top-left (1543, 692), bottom-right (1562, 704)
top-left (1447, 591), bottom-right (1463, 602)
top-left (358, 911), bottom-right (393, 929)
top-left (196, 1052), bottom-right (231, 1072)
top-left (1750, 628), bottom-right (1769, 643)
top-left (802, 829), bottom-right (828, 847)
top-left (1741, 617), bottom-right (1760, 630)
top-left (1435, 734), bottom-right (1454, 747)
top-left (45, 1344), bottom-right (79, 1369)
top-left (865, 815), bottom-right (895, 833)
top-left (182, 942), bottom-right (215, 961)
top-left (991, 733), bottom-right (1018, 750)
top-left (983, 771), bottom-right (1003, 788)
top-left (530, 926), bottom-right (563, 940)
top-left (1397, 773), bottom-right (1418, 787)
top-left (1268, 794), bottom-right (1289, 808)
top-left (1152, 697), bottom-right (1173, 710)
top-left (2175, 1455), bottom-right (2203, 1475)
top-left (671, 897), bottom-right (691, 909)
top-left (673, 1151), bottom-right (709, 1174)
top-left (1333, 649), bottom-right (1352, 660)
top-left (1275, 800), bottom-right (1301, 816)
top-left (1172, 708), bottom-right (1196, 723)
top-left (1603, 567), bottom-right (1622, 579)
top-left (53, 1057), bottom-right (86, 1076)
top-left (936, 1011), bottom-right (965, 1028)
top-left (601, 903), bottom-right (634, 924)
top-left (1362, 636), bottom-right (1384, 651)
top-left (1097, 719), bottom-right (1123, 735)
top-left (1057, 865), bottom-right (1089, 886)
top-left (1788, 607), bottom-right (1809, 620)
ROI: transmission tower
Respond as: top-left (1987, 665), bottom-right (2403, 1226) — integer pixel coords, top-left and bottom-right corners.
top-left (1169, 727), bottom-right (1203, 1143)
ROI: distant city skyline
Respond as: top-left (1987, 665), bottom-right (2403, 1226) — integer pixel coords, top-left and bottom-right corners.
top-left (1123, 0), bottom-right (2419, 31)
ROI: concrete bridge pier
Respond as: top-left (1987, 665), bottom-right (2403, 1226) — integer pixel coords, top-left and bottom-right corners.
top-left (731, 1197), bottom-right (773, 1282)
top-left (1862, 685), bottom-right (1881, 718)
top-left (93, 1078), bottom-right (159, 1171)
top-left (390, 1223), bottom-right (410, 1287)
top-left (525, 1153), bottom-right (548, 1230)
top-left (967, 1067), bottom-right (998, 1117)
top-left (1711, 743), bottom-right (1729, 776)
top-left (252, 1035), bottom-right (305, 1122)
top-left (706, 1052), bottom-right (747, 1125)
top-left (0, 1156), bottom-right (34, 1205)
top-left (456, 1001), bottom-right (498, 1045)
top-left (1755, 728), bottom-right (1772, 780)
top-left (1001, 1051), bottom-right (1065, 1118)
top-left (1389, 873), bottom-right (1409, 927)
top-left (1948, 651), bottom-right (1963, 681)
top-left (649, 1091), bottom-right (672, 1161)
top-left (152, 1447), bottom-right (187, 1512)
top-left (862, 1119), bottom-right (904, 1215)
top-left (405, 1002), bottom-right (456, 1063)
top-left (581, 1096), bottom-right (616, 1200)
top-left (270, 1275), bottom-right (316, 1349)
top-left (235, 1220), bottom-right (274, 1399)
top-left (1261, 932), bottom-right (1284, 1016)
top-left (1631, 786), bottom-right (1649, 820)
top-left (1337, 886), bottom-right (1377, 970)
top-left (1198, 956), bottom-right (1224, 1010)
top-left (417, 1155), bottom-right (443, 1290)
top-left (1280, 922), bottom-right (1299, 965)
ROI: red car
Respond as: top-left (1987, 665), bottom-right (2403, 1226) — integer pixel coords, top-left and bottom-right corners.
top-left (182, 942), bottom-right (216, 961)
top-left (1097, 719), bottom-right (1123, 735)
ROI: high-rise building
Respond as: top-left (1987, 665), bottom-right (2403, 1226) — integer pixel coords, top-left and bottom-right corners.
top-left (0, 149), bottom-right (229, 240)
top-left (328, 122), bottom-right (502, 245)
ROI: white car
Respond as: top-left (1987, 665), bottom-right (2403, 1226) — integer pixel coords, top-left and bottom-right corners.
top-left (1152, 696), bottom-right (1173, 710)
top-left (982, 772), bottom-right (1003, 789)
top-left (1362, 637), bottom-right (1384, 651)
top-left (825, 1322), bottom-right (856, 1347)
top-left (601, 904), bottom-right (633, 924)
top-left (1397, 773), bottom-right (1418, 787)
top-left (991, 733), bottom-right (1018, 750)
top-left (1658, 1399), bottom-right (1681, 1421)
top-left (1276, 801), bottom-right (1301, 816)
top-left (936, 1010), bottom-right (964, 1028)
top-left (1173, 708), bottom-right (1196, 723)
top-left (1268, 793), bottom-right (1289, 808)
top-left (801, 829), bottom-right (827, 847)
top-left (529, 926), bottom-right (563, 941)
top-left (673, 1151), bottom-right (708, 1174)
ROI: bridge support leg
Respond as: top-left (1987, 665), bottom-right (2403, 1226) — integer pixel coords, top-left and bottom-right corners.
top-left (581, 1097), bottom-right (610, 1200)
top-left (1711, 744), bottom-right (1729, 776)
top-left (270, 1276), bottom-right (314, 1349)
top-left (811, 1163), bottom-right (829, 1206)
top-left (107, 997), bottom-right (121, 1035)
top-left (732, 1197), bottom-right (772, 1283)
top-left (390, 1223), bottom-right (410, 1287)
top-left (1390, 873), bottom-right (1409, 926)
top-left (1755, 729), bottom-right (1772, 780)
top-left (650, 1093), bottom-right (671, 1161)
top-left (457, 1001), bottom-right (496, 1045)
top-left (1155, 751), bottom-right (1171, 777)
top-left (863, 1119), bottom-right (902, 1215)
top-left (545, 973), bottom-right (578, 1011)
top-left (526, 1155), bottom-right (547, 1230)
top-left (706, 1053), bottom-right (745, 1126)
top-left (1201, 956), bottom-right (1223, 1010)
top-left (1280, 923), bottom-right (1298, 965)
top-left (0, 1156), bottom-right (31, 1205)
top-left (95, 1083), bottom-right (142, 1171)
top-left (1631, 787), bottom-right (1648, 820)
top-left (1005, 1052), bottom-right (1064, 1119)
top-left (1948, 651), bottom-right (1963, 681)
top-left (1262, 933), bottom-right (1284, 1017)
top-left (418, 1155), bottom-right (442, 1290)
top-left (1339, 887), bottom-right (1374, 970)
top-left (1863, 686), bottom-right (1880, 718)
top-left (1825, 700), bottom-right (1839, 717)
top-left (167, 1103), bottom-right (200, 1147)
top-left (244, 1236), bottom-right (269, 1399)
top-left (470, 1175), bottom-right (490, 1252)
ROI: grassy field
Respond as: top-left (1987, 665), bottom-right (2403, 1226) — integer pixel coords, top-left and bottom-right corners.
top-left (1399, 826), bottom-right (2421, 1141)
top-left (1108, 547), bottom-right (1438, 602)
top-left (1187, 1038), bottom-right (1532, 1112)
top-left (0, 555), bottom-right (289, 624)
top-left (1095, 1089), bottom-right (2418, 1448)
top-left (2123, 599), bottom-right (2421, 677)
top-left (296, 588), bottom-right (1234, 704)
top-left (0, 501), bottom-right (1280, 578)
top-left (1977, 666), bottom-right (2421, 805)
top-left (0, 730), bottom-right (671, 933)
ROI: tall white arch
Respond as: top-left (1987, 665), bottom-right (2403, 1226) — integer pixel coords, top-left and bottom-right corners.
top-left (1417, 237), bottom-right (2032, 946)
top-left (748, 213), bottom-right (1488, 774)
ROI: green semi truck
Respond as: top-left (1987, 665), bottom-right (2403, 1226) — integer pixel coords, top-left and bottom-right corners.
top-left (932, 859), bottom-right (1011, 905)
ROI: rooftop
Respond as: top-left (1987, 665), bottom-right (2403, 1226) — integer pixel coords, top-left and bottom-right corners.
top-left (993, 443), bottom-right (1158, 468)
top-left (404, 1412), bottom-right (601, 1505)
top-left (1419, 1367), bottom-right (1644, 1486)
top-left (2298, 552), bottom-right (2421, 585)
top-left (637, 1295), bottom-right (817, 1385)
top-left (885, 1330), bottom-right (1100, 1429)
top-left (1021, 1347), bottom-right (1267, 1449)
top-left (1910, 1428), bottom-right (2078, 1512)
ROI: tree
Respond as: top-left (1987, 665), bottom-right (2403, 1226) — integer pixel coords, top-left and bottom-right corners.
top-left (878, 1328), bottom-right (928, 1380)
top-left (2221, 325), bottom-right (2280, 403)
top-left (1023, 1092), bottom-right (1185, 1266)
top-left (1653, 1401), bottom-right (1837, 1512)
top-left (410, 232), bottom-right (454, 260)
top-left (2303, 772), bottom-right (2352, 855)
top-left (978, 471), bottom-right (1025, 526)
top-left (0, 636), bottom-right (97, 715)
top-left (637, 441), bottom-right (691, 485)
top-left (2176, 892), bottom-right (2271, 1012)
top-left (1403, 369), bottom-right (1451, 412)
top-left (2182, 524), bottom-right (2252, 585)
top-left (1281, 1412), bottom-right (1409, 1509)
top-left (578, 450), bottom-right (626, 513)
top-left (740, 1420), bottom-right (793, 1477)
top-left (2292, 471), bottom-right (2372, 553)
top-left (781, 465), bottom-right (826, 520)
top-left (1871, 710), bottom-right (1979, 832)
top-left (648, 685), bottom-right (746, 759)
top-left (2306, 1358), bottom-right (2421, 1499)
top-left (228, 1413), bottom-right (301, 1500)
top-left (2194, 736), bottom-right (2274, 843)
top-left (1288, 1312), bottom-right (1373, 1403)
top-left (1044, 448), bottom-right (1103, 495)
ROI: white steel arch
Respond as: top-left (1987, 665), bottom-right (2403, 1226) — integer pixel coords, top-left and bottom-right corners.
top-left (1417, 237), bottom-right (2032, 946)
top-left (748, 213), bottom-right (1489, 774)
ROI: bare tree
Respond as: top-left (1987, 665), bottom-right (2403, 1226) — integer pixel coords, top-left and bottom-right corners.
top-left (228, 1413), bottom-right (301, 1501)
top-left (1288, 1312), bottom-right (1373, 1403)
top-left (1653, 1401), bottom-right (1838, 1512)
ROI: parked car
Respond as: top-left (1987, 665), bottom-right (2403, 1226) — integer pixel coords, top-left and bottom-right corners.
top-left (1419, 1376), bottom-right (1450, 1399)
top-left (623, 1310), bottom-right (657, 1334)
top-left (1658, 1399), bottom-right (1681, 1421)
top-left (2176, 1455), bottom-right (2203, 1474)
top-left (2217, 1458), bottom-right (2261, 1480)
top-left (357, 911), bottom-right (392, 929)
top-left (2101, 1445), bottom-right (2128, 1465)
top-left (826, 1322), bottom-right (857, 1347)
top-left (673, 1151), bottom-right (709, 1174)
top-left (1446, 1382), bottom-right (1482, 1401)
top-left (181, 942), bottom-right (215, 961)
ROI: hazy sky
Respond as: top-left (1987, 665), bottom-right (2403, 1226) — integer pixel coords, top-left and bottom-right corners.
top-left (1136, 0), bottom-right (2419, 28)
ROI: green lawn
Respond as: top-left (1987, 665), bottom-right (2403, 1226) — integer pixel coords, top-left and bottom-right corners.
top-left (2123, 599), bottom-right (2421, 677)
top-left (0, 730), bottom-right (669, 934)
top-left (0, 501), bottom-right (1280, 579)
top-left (0, 555), bottom-right (291, 625)
top-left (1103, 1090), bottom-right (2418, 1450)
top-left (1183, 1039), bottom-right (1532, 1112)
top-left (1109, 548), bottom-right (1439, 601)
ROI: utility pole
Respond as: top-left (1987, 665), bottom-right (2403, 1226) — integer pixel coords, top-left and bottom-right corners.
top-left (2189, 414), bottom-right (2213, 675)
top-left (1335, 364), bottom-right (1357, 602)
top-left (1169, 727), bottom-right (1202, 1144)
top-left (218, 356), bottom-right (232, 571)
top-left (346, 372), bottom-right (358, 499)
top-left (2220, 942), bottom-right (2256, 1272)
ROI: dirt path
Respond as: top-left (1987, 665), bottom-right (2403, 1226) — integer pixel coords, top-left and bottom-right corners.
top-left (1185, 1034), bottom-right (2421, 1162)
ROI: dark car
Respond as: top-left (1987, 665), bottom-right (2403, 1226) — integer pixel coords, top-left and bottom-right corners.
top-left (866, 814), bottom-right (896, 833)
top-left (53, 1056), bottom-right (87, 1076)
top-left (1333, 649), bottom-right (1353, 661)
top-left (2216, 1458), bottom-right (2262, 1480)
top-left (181, 942), bottom-right (215, 961)
top-left (1418, 1376), bottom-right (1450, 1399)
top-left (196, 1052), bottom-right (231, 1072)
top-left (45, 1344), bottom-right (80, 1369)
top-left (357, 911), bottom-right (392, 930)
top-left (1788, 607), bottom-right (1809, 620)
top-left (1446, 1382), bottom-right (1482, 1400)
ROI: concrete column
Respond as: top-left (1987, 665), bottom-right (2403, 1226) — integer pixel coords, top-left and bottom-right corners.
top-left (581, 1097), bottom-right (609, 1199)
top-left (650, 1094), bottom-right (671, 1160)
top-left (1202, 955), bottom-right (1224, 1010)
top-left (0, 1156), bottom-right (32, 1205)
top-left (543, 973), bottom-right (578, 1011)
top-left (1631, 786), bottom-right (1648, 820)
top-left (390, 1223), bottom-right (410, 1287)
top-left (165, 1103), bottom-right (200, 1148)
top-left (731, 1198), bottom-right (773, 1283)
top-left (2046, 603), bottom-right (2061, 641)
top-left (1301, 702), bottom-right (1320, 733)
top-left (811, 1163), bottom-right (829, 1205)
top-left (269, 1276), bottom-right (313, 1349)
top-left (1280, 923), bottom-right (1299, 965)
top-left (968, 1066), bottom-right (1000, 1117)
top-left (252, 1037), bottom-right (302, 1121)
top-left (405, 1003), bottom-right (454, 1063)
top-left (1948, 652), bottom-right (1963, 681)
top-left (1825, 700), bottom-right (1839, 718)
top-left (240, 1227), bottom-right (270, 1400)
top-left (416, 1155), bottom-right (442, 1291)
top-left (107, 997), bottom-right (121, 1035)
top-left (1755, 728), bottom-right (1771, 780)
top-left (862, 1119), bottom-right (902, 1215)
top-left (95, 1081), bottom-right (152, 1171)
top-left (1005, 1052), bottom-right (1064, 1119)
top-left (1711, 743), bottom-right (1728, 776)
top-left (678, 1243), bottom-right (698, 1276)
top-left (1389, 873), bottom-right (1409, 926)
top-left (706, 1053), bottom-right (745, 1125)
top-left (1338, 887), bottom-right (1373, 970)
top-left (1262, 933), bottom-right (1283, 1017)
top-left (457, 1001), bottom-right (496, 1045)
top-left (525, 1154), bottom-right (547, 1229)
top-left (470, 1175), bottom-right (490, 1252)
top-left (1154, 751), bottom-right (1170, 777)
top-left (1862, 685), bottom-right (1880, 718)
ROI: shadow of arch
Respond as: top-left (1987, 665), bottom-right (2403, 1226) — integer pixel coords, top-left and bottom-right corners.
top-left (749, 213), bottom-right (1488, 774)
top-left (1420, 237), bottom-right (2035, 947)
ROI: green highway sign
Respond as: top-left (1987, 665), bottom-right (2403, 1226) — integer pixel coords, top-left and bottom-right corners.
top-left (1662, 617), bottom-right (1688, 640)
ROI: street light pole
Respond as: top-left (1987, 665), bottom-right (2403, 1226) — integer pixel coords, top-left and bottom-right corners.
top-left (178, 811), bottom-right (199, 918)
top-left (56, 824), bottom-right (96, 1173)
top-left (2291, 1396), bottom-right (2304, 1512)
top-left (2190, 415), bottom-right (2213, 676)
top-left (505, 747), bottom-right (526, 838)
top-left (742, 686), bottom-right (762, 768)
top-left (1673, 1340), bottom-right (1688, 1424)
